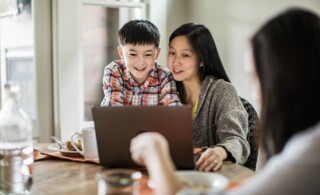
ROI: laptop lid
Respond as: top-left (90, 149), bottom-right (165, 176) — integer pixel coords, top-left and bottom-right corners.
top-left (92, 106), bottom-right (194, 170)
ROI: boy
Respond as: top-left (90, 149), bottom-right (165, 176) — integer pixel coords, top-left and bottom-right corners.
top-left (101, 20), bottom-right (181, 106)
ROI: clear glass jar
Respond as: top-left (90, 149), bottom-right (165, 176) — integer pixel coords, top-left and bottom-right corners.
top-left (0, 81), bottom-right (33, 194)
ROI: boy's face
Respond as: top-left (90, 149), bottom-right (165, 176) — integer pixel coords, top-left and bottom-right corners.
top-left (118, 44), bottom-right (160, 85)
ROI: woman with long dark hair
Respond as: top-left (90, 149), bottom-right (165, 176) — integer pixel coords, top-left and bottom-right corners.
top-left (167, 23), bottom-right (250, 171)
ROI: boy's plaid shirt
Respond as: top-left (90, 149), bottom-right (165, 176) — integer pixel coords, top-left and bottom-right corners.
top-left (101, 60), bottom-right (182, 106)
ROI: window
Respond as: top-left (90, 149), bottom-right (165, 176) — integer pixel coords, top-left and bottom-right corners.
top-left (0, 0), bottom-right (19, 17)
top-left (0, 1), bottom-right (39, 139)
top-left (5, 46), bottom-right (35, 119)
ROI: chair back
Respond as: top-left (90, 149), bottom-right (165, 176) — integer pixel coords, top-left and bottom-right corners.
top-left (240, 97), bottom-right (259, 171)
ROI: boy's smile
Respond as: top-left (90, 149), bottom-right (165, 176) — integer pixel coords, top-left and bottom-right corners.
top-left (118, 44), bottom-right (160, 85)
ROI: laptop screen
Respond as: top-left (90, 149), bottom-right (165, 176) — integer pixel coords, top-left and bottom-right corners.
top-left (92, 106), bottom-right (194, 170)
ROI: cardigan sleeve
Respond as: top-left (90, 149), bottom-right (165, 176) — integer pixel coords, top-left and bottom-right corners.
top-left (212, 81), bottom-right (250, 164)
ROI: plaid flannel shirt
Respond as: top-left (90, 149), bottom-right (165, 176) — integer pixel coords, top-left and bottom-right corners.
top-left (101, 60), bottom-right (182, 106)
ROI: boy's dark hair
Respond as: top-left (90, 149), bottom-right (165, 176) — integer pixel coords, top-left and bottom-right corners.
top-left (118, 20), bottom-right (160, 47)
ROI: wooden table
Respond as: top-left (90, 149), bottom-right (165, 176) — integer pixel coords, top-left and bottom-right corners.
top-left (31, 144), bottom-right (255, 195)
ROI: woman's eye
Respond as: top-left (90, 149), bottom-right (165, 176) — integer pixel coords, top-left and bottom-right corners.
top-left (182, 54), bottom-right (189, 57)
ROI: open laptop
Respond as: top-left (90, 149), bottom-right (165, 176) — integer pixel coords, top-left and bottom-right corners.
top-left (92, 106), bottom-right (195, 170)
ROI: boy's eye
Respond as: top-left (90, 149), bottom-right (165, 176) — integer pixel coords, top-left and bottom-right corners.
top-left (129, 53), bottom-right (137, 56)
top-left (145, 53), bottom-right (153, 57)
top-left (168, 51), bottom-right (175, 55)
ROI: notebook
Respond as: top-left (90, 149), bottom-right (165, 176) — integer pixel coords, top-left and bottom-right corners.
top-left (92, 106), bottom-right (195, 170)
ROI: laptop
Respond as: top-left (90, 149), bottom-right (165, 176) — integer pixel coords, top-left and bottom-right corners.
top-left (92, 106), bottom-right (195, 170)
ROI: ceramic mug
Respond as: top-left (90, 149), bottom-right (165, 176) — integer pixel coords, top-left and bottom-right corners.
top-left (70, 127), bottom-right (99, 160)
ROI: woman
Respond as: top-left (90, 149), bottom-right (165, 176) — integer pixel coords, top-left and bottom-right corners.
top-left (167, 23), bottom-right (250, 171)
top-left (130, 8), bottom-right (320, 195)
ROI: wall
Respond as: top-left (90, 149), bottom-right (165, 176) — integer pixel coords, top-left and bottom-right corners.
top-left (149, 0), bottom-right (168, 66)
top-left (148, 0), bottom-right (188, 66)
top-left (164, 0), bottom-right (320, 112)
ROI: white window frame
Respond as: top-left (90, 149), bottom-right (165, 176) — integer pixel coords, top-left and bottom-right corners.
top-left (33, 0), bottom-right (53, 142)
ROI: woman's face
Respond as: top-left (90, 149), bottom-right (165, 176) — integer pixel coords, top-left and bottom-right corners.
top-left (167, 36), bottom-right (201, 83)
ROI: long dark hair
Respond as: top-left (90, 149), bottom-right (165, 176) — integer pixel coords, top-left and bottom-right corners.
top-left (169, 23), bottom-right (230, 103)
top-left (251, 8), bottom-right (320, 159)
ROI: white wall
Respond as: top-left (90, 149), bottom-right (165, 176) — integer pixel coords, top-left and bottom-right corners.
top-left (149, 0), bottom-right (169, 66)
top-left (163, 0), bottom-right (320, 113)
top-left (149, 0), bottom-right (189, 66)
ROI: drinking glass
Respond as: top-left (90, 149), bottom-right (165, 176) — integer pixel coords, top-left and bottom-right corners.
top-left (96, 169), bottom-right (142, 195)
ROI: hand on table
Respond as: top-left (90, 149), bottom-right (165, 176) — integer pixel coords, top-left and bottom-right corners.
top-left (195, 147), bottom-right (227, 172)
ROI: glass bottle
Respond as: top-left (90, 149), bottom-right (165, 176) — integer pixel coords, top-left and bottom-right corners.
top-left (0, 81), bottom-right (33, 194)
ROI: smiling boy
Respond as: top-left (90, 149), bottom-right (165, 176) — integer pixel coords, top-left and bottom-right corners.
top-left (101, 20), bottom-right (181, 106)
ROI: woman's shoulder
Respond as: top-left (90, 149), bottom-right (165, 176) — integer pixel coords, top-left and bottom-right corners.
top-left (203, 76), bottom-right (238, 97)
top-left (199, 76), bottom-right (245, 115)
top-left (204, 75), bottom-right (232, 87)
top-left (270, 121), bottom-right (320, 170)
top-left (285, 122), bottom-right (320, 154)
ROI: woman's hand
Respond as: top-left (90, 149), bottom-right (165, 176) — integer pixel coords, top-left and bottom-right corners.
top-left (195, 147), bottom-right (227, 172)
top-left (130, 132), bottom-right (182, 195)
top-left (130, 132), bottom-right (170, 167)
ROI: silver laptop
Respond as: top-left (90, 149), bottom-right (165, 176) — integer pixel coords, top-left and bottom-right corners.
top-left (92, 106), bottom-right (194, 170)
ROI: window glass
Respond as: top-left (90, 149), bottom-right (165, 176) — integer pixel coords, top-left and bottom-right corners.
top-left (0, 1), bottom-right (35, 119)
top-left (5, 47), bottom-right (35, 118)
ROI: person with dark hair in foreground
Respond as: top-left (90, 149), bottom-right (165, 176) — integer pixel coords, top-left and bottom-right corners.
top-left (130, 8), bottom-right (320, 195)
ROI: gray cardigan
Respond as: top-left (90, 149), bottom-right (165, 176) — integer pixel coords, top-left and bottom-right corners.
top-left (193, 76), bottom-right (250, 164)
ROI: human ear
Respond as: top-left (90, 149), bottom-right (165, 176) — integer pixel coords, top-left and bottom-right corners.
top-left (155, 47), bottom-right (161, 59)
top-left (117, 46), bottom-right (124, 60)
